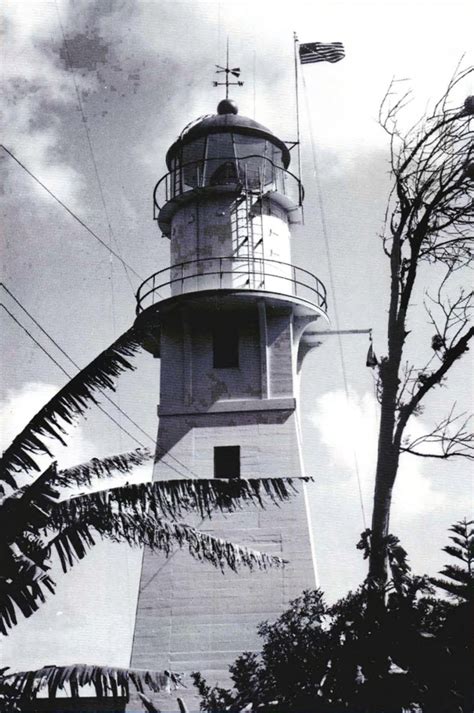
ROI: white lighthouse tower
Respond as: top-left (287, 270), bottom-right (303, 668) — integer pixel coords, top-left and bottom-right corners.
top-left (129, 92), bottom-right (328, 707)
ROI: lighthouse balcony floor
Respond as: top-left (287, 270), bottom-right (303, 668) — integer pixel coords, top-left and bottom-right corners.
top-left (135, 256), bottom-right (327, 317)
top-left (153, 155), bottom-right (303, 235)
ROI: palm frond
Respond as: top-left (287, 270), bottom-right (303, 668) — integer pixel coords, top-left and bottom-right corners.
top-left (54, 448), bottom-right (153, 488)
top-left (138, 691), bottom-right (161, 712)
top-left (49, 502), bottom-right (285, 573)
top-left (48, 476), bottom-right (298, 568)
top-left (49, 525), bottom-right (96, 574)
top-left (55, 476), bottom-right (306, 522)
top-left (0, 326), bottom-right (145, 488)
top-left (0, 664), bottom-right (180, 701)
top-left (0, 566), bottom-right (56, 636)
top-left (1, 475), bottom-right (291, 634)
top-left (0, 464), bottom-right (59, 543)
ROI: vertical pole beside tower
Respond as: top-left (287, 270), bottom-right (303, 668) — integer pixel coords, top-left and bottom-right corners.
top-left (130, 95), bottom-right (329, 711)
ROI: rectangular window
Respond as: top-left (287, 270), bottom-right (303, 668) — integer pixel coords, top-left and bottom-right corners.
top-left (214, 446), bottom-right (241, 479)
top-left (213, 323), bottom-right (239, 368)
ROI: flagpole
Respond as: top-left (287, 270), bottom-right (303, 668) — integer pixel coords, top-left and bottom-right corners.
top-left (293, 32), bottom-right (304, 221)
top-left (226, 37), bottom-right (229, 99)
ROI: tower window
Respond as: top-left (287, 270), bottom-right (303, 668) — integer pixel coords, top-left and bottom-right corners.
top-left (214, 446), bottom-right (241, 479)
top-left (213, 324), bottom-right (239, 368)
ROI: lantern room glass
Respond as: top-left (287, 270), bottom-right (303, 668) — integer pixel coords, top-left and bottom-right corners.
top-left (172, 132), bottom-right (285, 194)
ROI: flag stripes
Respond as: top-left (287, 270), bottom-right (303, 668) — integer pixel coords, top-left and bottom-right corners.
top-left (299, 42), bottom-right (345, 64)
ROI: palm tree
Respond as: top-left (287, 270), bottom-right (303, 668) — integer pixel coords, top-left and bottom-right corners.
top-left (0, 323), bottom-right (305, 707)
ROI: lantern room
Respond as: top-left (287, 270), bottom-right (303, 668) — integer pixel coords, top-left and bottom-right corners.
top-left (154, 99), bottom-right (303, 235)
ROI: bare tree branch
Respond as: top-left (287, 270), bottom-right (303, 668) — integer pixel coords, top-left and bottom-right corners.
top-left (394, 326), bottom-right (473, 446)
top-left (401, 406), bottom-right (473, 460)
top-left (369, 66), bottom-right (473, 587)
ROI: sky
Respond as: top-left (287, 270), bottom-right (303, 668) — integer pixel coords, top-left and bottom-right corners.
top-left (1, 0), bottom-right (473, 672)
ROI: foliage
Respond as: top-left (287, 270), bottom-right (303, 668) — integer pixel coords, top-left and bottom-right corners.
top-left (0, 322), bottom-right (306, 635)
top-left (431, 518), bottom-right (474, 602)
top-left (0, 325), bottom-right (146, 488)
top-left (194, 521), bottom-right (474, 713)
top-left (0, 452), bottom-right (299, 634)
top-left (0, 664), bottom-right (179, 711)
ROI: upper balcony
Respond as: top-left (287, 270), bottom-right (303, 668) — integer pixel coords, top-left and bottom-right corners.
top-left (154, 155), bottom-right (304, 236)
top-left (135, 256), bottom-right (327, 318)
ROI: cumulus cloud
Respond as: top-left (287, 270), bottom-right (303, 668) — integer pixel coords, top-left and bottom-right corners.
top-left (0, 381), bottom-right (153, 493)
top-left (0, 381), bottom-right (99, 476)
top-left (311, 389), bottom-right (446, 520)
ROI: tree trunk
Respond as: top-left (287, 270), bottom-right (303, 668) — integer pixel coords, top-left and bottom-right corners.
top-left (368, 360), bottom-right (401, 587)
top-left (369, 450), bottom-right (398, 584)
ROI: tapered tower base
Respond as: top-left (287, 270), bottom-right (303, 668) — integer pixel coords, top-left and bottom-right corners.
top-left (129, 486), bottom-right (316, 711)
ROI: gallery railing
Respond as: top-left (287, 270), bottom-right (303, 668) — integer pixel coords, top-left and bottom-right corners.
top-left (136, 256), bottom-right (327, 315)
top-left (153, 155), bottom-right (303, 219)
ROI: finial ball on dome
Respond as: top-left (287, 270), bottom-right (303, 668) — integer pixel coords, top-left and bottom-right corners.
top-left (217, 99), bottom-right (238, 115)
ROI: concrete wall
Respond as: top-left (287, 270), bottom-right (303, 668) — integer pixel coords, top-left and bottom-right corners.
top-left (154, 408), bottom-right (302, 481)
top-left (167, 195), bottom-right (296, 301)
top-left (129, 486), bottom-right (316, 712)
top-left (158, 300), bottom-right (300, 416)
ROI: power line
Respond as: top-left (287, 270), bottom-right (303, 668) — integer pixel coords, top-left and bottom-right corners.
top-left (0, 303), bottom-right (146, 450)
top-left (301, 73), bottom-right (367, 530)
top-left (0, 144), bottom-right (143, 281)
top-left (54, 0), bottom-right (137, 297)
top-left (1, 282), bottom-right (154, 445)
top-left (1, 284), bottom-right (200, 479)
top-left (1, 303), bottom-right (195, 480)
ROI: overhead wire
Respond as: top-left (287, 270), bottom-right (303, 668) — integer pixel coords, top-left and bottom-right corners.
top-left (1, 284), bottom-right (201, 480)
top-left (1, 304), bottom-right (147, 451)
top-left (1, 283), bottom-right (154, 445)
top-left (301, 72), bottom-right (367, 530)
top-left (1, 304), bottom-right (198, 480)
top-left (54, 0), bottom-right (138, 298)
top-left (54, 0), bottom-right (129, 458)
top-left (0, 145), bottom-right (142, 281)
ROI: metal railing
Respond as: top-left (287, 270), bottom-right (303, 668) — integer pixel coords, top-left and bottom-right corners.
top-left (136, 256), bottom-right (327, 315)
top-left (153, 155), bottom-right (304, 218)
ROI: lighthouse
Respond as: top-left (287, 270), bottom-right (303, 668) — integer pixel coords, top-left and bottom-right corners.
top-left (129, 93), bottom-right (328, 706)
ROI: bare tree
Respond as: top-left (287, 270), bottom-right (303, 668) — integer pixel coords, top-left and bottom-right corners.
top-left (369, 67), bottom-right (474, 588)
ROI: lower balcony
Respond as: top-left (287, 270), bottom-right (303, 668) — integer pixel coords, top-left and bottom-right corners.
top-left (135, 256), bottom-right (327, 315)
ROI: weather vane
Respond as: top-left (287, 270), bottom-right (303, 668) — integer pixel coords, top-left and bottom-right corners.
top-left (213, 39), bottom-right (244, 99)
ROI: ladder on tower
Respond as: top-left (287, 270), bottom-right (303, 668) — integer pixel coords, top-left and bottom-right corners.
top-left (232, 185), bottom-right (265, 290)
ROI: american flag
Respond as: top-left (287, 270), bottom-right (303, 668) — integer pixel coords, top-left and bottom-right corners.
top-left (299, 42), bottom-right (345, 64)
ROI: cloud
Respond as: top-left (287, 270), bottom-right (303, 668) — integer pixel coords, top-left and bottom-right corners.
top-left (1, 1), bottom-right (91, 206)
top-left (311, 389), bottom-right (446, 520)
top-left (0, 381), bottom-right (98, 480)
top-left (0, 382), bottom-right (153, 493)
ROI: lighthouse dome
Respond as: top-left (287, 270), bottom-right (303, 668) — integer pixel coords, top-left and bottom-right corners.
top-left (165, 101), bottom-right (291, 171)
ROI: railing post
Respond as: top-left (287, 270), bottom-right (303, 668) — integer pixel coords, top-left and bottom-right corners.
top-left (181, 263), bottom-right (184, 295)
top-left (293, 265), bottom-right (297, 297)
top-left (220, 257), bottom-right (223, 288)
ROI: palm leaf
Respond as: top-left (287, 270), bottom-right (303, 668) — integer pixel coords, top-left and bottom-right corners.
top-left (47, 476), bottom-right (298, 569)
top-left (1, 472), bottom-right (293, 634)
top-left (54, 447), bottom-right (153, 487)
top-left (0, 464), bottom-right (59, 543)
top-left (54, 476), bottom-right (306, 523)
top-left (0, 664), bottom-right (179, 701)
top-left (49, 503), bottom-right (285, 573)
top-left (0, 567), bottom-right (56, 636)
top-left (138, 691), bottom-right (161, 712)
top-left (0, 325), bottom-right (145, 488)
